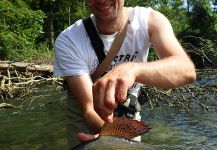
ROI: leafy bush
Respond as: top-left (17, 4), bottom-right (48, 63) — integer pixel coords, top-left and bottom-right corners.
top-left (0, 0), bottom-right (46, 61)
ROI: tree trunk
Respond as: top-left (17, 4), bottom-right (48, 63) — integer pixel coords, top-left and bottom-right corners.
top-left (48, 7), bottom-right (54, 50)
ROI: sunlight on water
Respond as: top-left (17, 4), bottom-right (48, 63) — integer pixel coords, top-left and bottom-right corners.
top-left (141, 69), bottom-right (217, 149)
top-left (141, 106), bottom-right (217, 149)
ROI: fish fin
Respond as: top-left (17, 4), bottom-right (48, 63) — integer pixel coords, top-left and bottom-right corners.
top-left (100, 117), bottom-right (151, 140)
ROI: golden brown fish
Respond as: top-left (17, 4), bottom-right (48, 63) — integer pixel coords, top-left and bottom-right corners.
top-left (72, 117), bottom-right (151, 150)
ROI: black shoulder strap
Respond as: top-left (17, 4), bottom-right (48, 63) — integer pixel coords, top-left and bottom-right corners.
top-left (82, 16), bottom-right (106, 63)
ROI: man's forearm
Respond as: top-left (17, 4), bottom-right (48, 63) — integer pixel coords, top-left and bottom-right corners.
top-left (66, 75), bottom-right (104, 132)
top-left (134, 55), bottom-right (196, 89)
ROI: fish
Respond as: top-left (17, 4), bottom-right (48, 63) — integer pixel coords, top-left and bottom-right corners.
top-left (72, 117), bottom-right (151, 150)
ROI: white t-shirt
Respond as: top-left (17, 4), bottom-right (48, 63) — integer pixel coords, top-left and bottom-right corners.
top-left (54, 7), bottom-right (152, 93)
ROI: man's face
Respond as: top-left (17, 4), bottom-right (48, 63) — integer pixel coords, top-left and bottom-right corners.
top-left (85, 0), bottom-right (124, 22)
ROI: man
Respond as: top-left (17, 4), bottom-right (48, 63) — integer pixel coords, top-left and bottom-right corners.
top-left (54, 0), bottom-right (196, 148)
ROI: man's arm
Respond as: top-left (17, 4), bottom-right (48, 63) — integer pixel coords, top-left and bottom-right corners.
top-left (66, 75), bottom-right (104, 133)
top-left (92, 9), bottom-right (196, 120)
top-left (134, 9), bottom-right (196, 88)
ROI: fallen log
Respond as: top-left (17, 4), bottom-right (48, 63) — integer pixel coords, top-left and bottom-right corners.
top-left (0, 61), bottom-right (53, 74)
top-left (0, 103), bottom-right (17, 109)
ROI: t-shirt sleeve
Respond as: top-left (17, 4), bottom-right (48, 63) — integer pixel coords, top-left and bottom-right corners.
top-left (53, 32), bottom-right (90, 77)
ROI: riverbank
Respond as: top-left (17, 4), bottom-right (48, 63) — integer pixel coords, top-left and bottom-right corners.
top-left (0, 61), bottom-right (62, 100)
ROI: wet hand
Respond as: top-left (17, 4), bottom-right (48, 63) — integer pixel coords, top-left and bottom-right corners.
top-left (77, 132), bottom-right (99, 142)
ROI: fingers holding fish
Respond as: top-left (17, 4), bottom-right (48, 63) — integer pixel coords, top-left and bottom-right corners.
top-left (95, 107), bottom-right (113, 118)
top-left (101, 113), bottom-right (114, 123)
top-left (93, 78), bottom-right (117, 119)
top-left (104, 79), bottom-right (117, 109)
top-left (91, 105), bottom-right (113, 123)
top-left (92, 64), bottom-right (136, 120)
top-left (116, 79), bottom-right (128, 102)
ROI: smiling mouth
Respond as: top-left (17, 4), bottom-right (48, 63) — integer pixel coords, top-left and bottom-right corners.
top-left (99, 5), bottom-right (111, 10)
top-left (97, 4), bottom-right (113, 14)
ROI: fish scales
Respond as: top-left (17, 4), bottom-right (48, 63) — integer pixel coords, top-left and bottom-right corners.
top-left (100, 117), bottom-right (151, 140)
top-left (72, 136), bottom-right (147, 150)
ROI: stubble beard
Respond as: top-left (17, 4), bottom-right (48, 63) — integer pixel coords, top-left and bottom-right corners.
top-left (96, 6), bottom-right (124, 26)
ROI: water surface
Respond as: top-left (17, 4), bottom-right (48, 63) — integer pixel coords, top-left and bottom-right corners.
top-left (0, 69), bottom-right (216, 149)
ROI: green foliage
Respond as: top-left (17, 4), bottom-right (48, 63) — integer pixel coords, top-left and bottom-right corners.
top-left (0, 0), bottom-right (46, 61)
top-left (0, 0), bottom-right (216, 68)
top-left (214, 13), bottom-right (217, 32)
top-left (74, 1), bottom-right (90, 20)
top-left (147, 47), bottom-right (158, 61)
top-left (125, 0), bottom-right (147, 7)
top-left (189, 0), bottom-right (216, 38)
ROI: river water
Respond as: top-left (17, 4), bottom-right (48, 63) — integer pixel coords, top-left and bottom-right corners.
top-left (0, 69), bottom-right (216, 150)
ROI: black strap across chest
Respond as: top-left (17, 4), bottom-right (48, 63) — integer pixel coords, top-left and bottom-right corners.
top-left (82, 16), bottom-right (106, 64)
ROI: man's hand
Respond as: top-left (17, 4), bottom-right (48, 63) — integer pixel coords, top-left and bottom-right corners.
top-left (77, 132), bottom-right (99, 142)
top-left (92, 63), bottom-right (137, 121)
